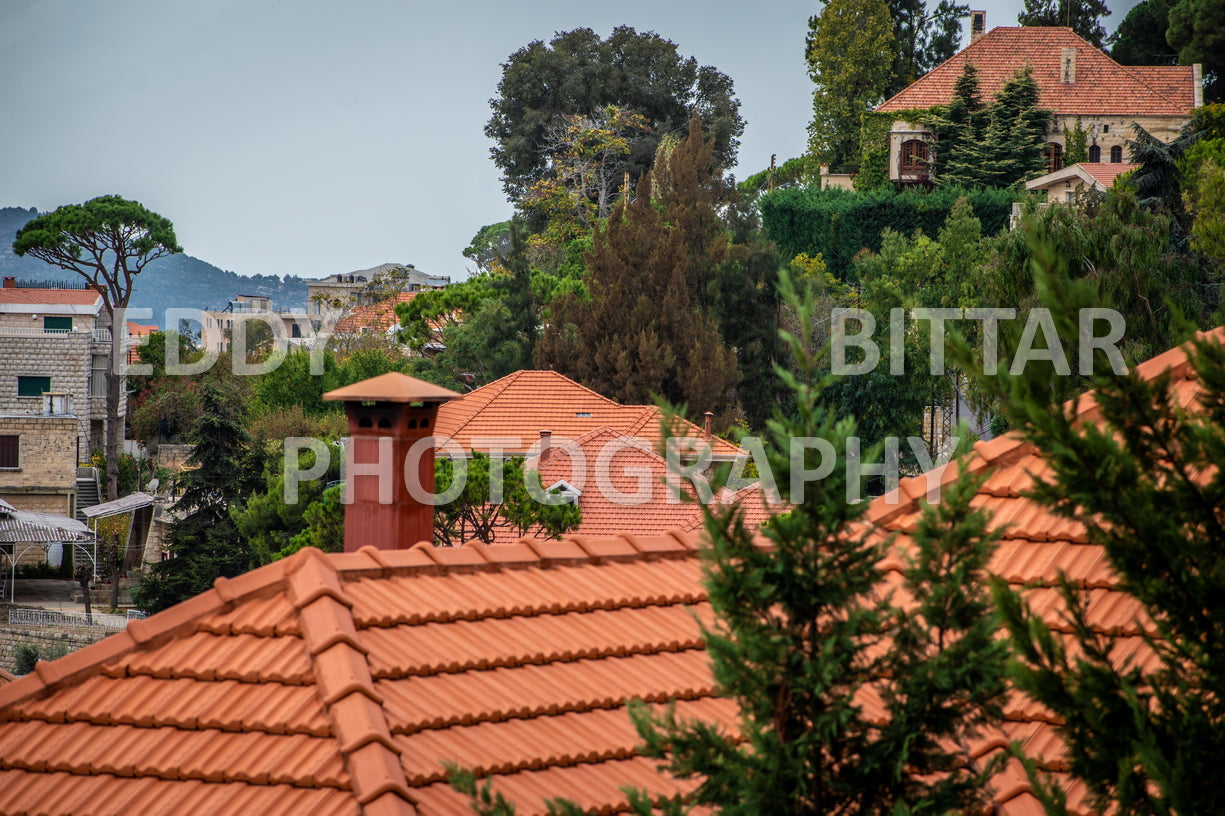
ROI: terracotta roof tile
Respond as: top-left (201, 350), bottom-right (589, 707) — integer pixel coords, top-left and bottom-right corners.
top-left (434, 370), bottom-right (740, 458)
top-left (2, 330), bottom-right (1221, 814)
top-left (0, 287), bottom-right (102, 306)
top-left (878, 27), bottom-right (1196, 117)
top-left (333, 292), bottom-right (420, 335)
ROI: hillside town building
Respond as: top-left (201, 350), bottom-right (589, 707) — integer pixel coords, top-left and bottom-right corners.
top-left (876, 21), bottom-right (1201, 184)
top-left (0, 279), bottom-right (124, 455)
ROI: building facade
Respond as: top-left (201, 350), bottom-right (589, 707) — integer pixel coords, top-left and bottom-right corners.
top-left (0, 411), bottom-right (79, 516)
top-left (0, 279), bottom-right (122, 456)
top-left (199, 294), bottom-right (316, 354)
top-left (876, 20), bottom-right (1201, 184)
top-left (306, 263), bottom-right (450, 327)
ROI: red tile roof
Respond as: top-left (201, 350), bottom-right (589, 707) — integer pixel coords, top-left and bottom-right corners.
top-left (435, 370), bottom-right (740, 459)
top-left (125, 322), bottom-right (158, 336)
top-left (1078, 161), bottom-right (1139, 185)
top-left (334, 292), bottom-right (419, 334)
top-left (877, 27), bottom-right (1196, 117)
top-left (0, 331), bottom-right (1216, 815)
top-left (0, 287), bottom-right (102, 306)
top-left (498, 426), bottom-right (780, 542)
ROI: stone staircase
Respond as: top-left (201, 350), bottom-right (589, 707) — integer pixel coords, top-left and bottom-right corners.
top-left (75, 467), bottom-right (101, 524)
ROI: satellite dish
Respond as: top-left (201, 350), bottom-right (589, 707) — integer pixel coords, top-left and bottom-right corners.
top-left (47, 541), bottom-right (64, 569)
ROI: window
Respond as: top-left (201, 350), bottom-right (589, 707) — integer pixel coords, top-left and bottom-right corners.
top-left (0, 435), bottom-right (17, 469)
top-left (1088, 144), bottom-right (1101, 163)
top-left (43, 316), bottom-right (72, 333)
top-left (1110, 145), bottom-right (1123, 163)
top-left (900, 139), bottom-right (929, 173)
top-left (17, 376), bottom-right (50, 398)
top-left (1045, 142), bottom-right (1064, 173)
top-left (90, 354), bottom-right (108, 398)
top-left (1103, 124), bottom-right (1110, 133)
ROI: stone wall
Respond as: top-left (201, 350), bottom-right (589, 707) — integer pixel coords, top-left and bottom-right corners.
top-left (156, 444), bottom-right (195, 473)
top-left (0, 413), bottom-right (78, 518)
top-left (0, 623), bottom-right (109, 674)
top-left (0, 334), bottom-right (94, 454)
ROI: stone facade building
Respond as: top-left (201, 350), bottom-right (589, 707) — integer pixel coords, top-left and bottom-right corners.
top-left (876, 19), bottom-right (1201, 184)
top-left (0, 412), bottom-right (78, 517)
top-left (306, 263), bottom-right (450, 327)
top-left (199, 294), bottom-right (316, 354)
top-left (0, 279), bottom-right (122, 457)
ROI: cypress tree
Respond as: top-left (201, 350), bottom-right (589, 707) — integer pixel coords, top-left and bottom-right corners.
top-left (934, 64), bottom-right (989, 185)
top-left (979, 67), bottom-right (1051, 187)
top-left (132, 382), bottom-right (264, 614)
top-left (537, 117), bottom-right (741, 429)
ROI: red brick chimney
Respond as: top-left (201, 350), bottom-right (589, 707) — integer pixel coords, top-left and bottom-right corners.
top-left (323, 372), bottom-right (461, 552)
top-left (2, 277), bottom-right (15, 289)
top-left (703, 412), bottom-right (713, 441)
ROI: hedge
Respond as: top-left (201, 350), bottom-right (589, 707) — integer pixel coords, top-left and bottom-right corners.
top-left (760, 185), bottom-right (1017, 280)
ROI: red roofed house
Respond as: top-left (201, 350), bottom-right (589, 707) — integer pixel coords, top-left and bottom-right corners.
top-left (876, 17), bottom-right (1201, 184)
top-left (0, 278), bottom-right (121, 456)
top-left (435, 369), bottom-right (741, 462)
top-left (0, 335), bottom-right (1218, 814)
top-left (124, 322), bottom-right (158, 367)
top-left (1024, 161), bottom-right (1139, 201)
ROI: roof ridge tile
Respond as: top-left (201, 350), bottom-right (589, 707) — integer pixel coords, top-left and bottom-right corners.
top-left (289, 547), bottom-right (353, 610)
top-left (289, 550), bottom-right (417, 814)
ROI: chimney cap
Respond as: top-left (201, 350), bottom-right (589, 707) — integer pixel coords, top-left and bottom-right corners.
top-left (323, 371), bottom-right (462, 404)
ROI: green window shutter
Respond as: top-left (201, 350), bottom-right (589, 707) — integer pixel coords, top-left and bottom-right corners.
top-left (17, 376), bottom-right (51, 397)
top-left (43, 316), bottom-right (72, 333)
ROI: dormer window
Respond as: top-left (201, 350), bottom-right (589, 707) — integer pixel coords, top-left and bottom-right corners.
top-left (546, 479), bottom-right (582, 505)
top-left (900, 139), bottom-right (929, 174)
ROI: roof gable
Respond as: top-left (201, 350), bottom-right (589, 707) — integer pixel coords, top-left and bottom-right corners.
top-left (877, 27), bottom-right (1196, 116)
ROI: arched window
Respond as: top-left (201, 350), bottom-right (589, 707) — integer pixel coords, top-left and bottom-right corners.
top-left (1045, 142), bottom-right (1064, 173)
top-left (900, 139), bottom-right (929, 173)
top-left (1088, 144), bottom-right (1101, 163)
top-left (1110, 145), bottom-right (1123, 163)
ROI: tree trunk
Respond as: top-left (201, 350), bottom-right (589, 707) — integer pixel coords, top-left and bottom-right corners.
top-left (105, 306), bottom-right (122, 501)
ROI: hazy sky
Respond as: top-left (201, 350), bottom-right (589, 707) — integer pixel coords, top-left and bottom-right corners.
top-left (1, 0), bottom-right (1137, 284)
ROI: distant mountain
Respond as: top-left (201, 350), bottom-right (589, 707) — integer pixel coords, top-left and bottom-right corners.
top-left (0, 207), bottom-right (308, 327)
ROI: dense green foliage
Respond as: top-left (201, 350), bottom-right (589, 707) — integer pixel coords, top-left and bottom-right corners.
top-left (132, 383), bottom-right (266, 614)
top-left (1108, 0), bottom-right (1179, 65)
top-left (1017, 0), bottom-right (1111, 47)
top-left (805, 0), bottom-right (895, 169)
top-left (432, 453), bottom-right (581, 547)
top-left (969, 262), bottom-right (1225, 814)
top-left (941, 67), bottom-right (1052, 189)
top-left (760, 185), bottom-right (1015, 279)
top-left (485, 26), bottom-right (743, 203)
top-left (885, 0), bottom-right (967, 95)
top-left (537, 118), bottom-right (742, 430)
top-left (1166, 0), bottom-right (1225, 102)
